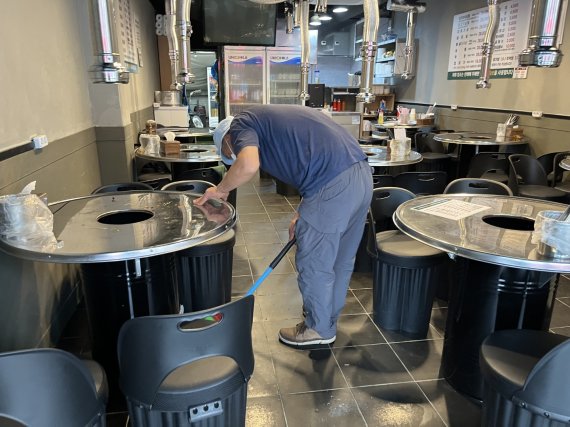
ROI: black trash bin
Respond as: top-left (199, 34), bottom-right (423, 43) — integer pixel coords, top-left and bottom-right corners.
top-left (177, 229), bottom-right (236, 312)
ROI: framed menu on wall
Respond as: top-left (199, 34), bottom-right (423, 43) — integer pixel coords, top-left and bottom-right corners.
top-left (447, 0), bottom-right (531, 80)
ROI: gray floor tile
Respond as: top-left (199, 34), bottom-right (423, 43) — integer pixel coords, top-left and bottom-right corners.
top-left (264, 204), bottom-right (295, 213)
top-left (349, 272), bottom-right (373, 290)
top-left (391, 340), bottom-right (445, 381)
top-left (231, 275), bottom-right (254, 297)
top-left (350, 289), bottom-right (373, 313)
top-left (341, 292), bottom-right (367, 315)
top-left (254, 273), bottom-right (298, 296)
top-left (269, 212), bottom-right (295, 222)
top-left (333, 344), bottom-right (413, 387)
top-left (378, 324), bottom-right (443, 344)
top-left (246, 396), bottom-right (287, 427)
top-left (244, 231), bottom-right (282, 245)
top-left (429, 308), bottom-right (448, 337)
top-left (240, 222), bottom-right (276, 233)
top-left (233, 244), bottom-right (248, 260)
top-left (239, 213), bottom-right (271, 223)
top-left (352, 383), bottom-right (446, 427)
top-left (272, 347), bottom-right (348, 393)
top-left (236, 204), bottom-right (267, 214)
top-left (233, 259), bottom-right (252, 276)
top-left (248, 352), bottom-right (279, 398)
top-left (281, 389), bottom-right (365, 426)
top-left (252, 320), bottom-right (270, 355)
top-left (333, 314), bottom-right (386, 348)
top-left (418, 379), bottom-right (481, 427)
top-left (246, 243), bottom-right (289, 260)
top-left (550, 326), bottom-right (570, 337)
top-left (249, 256), bottom-right (295, 276)
top-left (256, 292), bottom-right (304, 321)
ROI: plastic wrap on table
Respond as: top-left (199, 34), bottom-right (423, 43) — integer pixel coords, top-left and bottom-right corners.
top-left (532, 210), bottom-right (570, 258)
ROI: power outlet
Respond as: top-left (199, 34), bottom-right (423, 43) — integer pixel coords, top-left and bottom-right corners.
top-left (451, 105), bottom-right (458, 111)
top-left (532, 111), bottom-right (543, 118)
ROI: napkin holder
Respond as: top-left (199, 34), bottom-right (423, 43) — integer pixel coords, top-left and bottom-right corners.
top-left (160, 140), bottom-right (181, 155)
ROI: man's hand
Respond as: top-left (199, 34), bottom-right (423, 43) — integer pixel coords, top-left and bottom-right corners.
top-left (193, 186), bottom-right (230, 206)
top-left (289, 212), bottom-right (300, 241)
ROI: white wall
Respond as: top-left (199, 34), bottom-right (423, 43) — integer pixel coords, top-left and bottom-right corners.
top-left (392, 0), bottom-right (570, 116)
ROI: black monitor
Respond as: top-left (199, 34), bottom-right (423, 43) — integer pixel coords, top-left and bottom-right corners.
top-left (203, 0), bottom-right (277, 46)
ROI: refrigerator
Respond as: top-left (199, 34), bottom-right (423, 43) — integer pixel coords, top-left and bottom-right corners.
top-left (266, 47), bottom-right (301, 105)
top-left (223, 46), bottom-right (301, 115)
top-left (206, 66), bottom-right (219, 127)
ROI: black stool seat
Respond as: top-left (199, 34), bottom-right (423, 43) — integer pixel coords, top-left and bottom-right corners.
top-left (481, 170), bottom-right (509, 184)
top-left (480, 329), bottom-right (570, 427)
top-left (517, 185), bottom-right (568, 202)
top-left (377, 230), bottom-right (446, 267)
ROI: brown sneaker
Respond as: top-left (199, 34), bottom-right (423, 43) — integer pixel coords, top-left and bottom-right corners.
top-left (278, 322), bottom-right (336, 347)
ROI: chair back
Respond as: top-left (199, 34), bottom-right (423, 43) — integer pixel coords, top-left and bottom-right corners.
top-left (467, 153), bottom-right (508, 178)
top-left (444, 178), bottom-right (512, 196)
top-left (414, 132), bottom-right (446, 153)
top-left (536, 152), bottom-right (558, 177)
top-left (373, 175), bottom-right (394, 188)
top-left (394, 171), bottom-right (448, 195)
top-left (367, 187), bottom-right (415, 257)
top-left (92, 182), bottom-right (153, 194)
top-left (515, 338), bottom-right (570, 419)
top-left (0, 349), bottom-right (106, 426)
top-left (178, 166), bottom-right (226, 185)
top-left (117, 295), bottom-right (255, 406)
top-left (552, 151), bottom-right (570, 186)
top-left (508, 154), bottom-right (548, 192)
top-left (161, 179), bottom-right (214, 194)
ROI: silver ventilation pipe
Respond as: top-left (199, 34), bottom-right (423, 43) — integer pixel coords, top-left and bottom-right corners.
top-left (401, 10), bottom-right (417, 79)
top-left (316, 0), bottom-right (328, 13)
top-left (387, 1), bottom-right (425, 80)
top-left (165, 0), bottom-right (180, 91)
top-left (476, 0), bottom-right (499, 89)
top-left (90, 0), bottom-right (129, 84)
top-left (293, 0), bottom-right (301, 28)
top-left (357, 0), bottom-right (380, 103)
top-left (176, 0), bottom-right (194, 85)
top-left (299, 0), bottom-right (310, 104)
top-left (285, 4), bottom-right (294, 34)
top-left (519, 0), bottom-right (567, 67)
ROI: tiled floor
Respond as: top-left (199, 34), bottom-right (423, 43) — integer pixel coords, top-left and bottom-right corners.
top-left (58, 172), bottom-right (570, 426)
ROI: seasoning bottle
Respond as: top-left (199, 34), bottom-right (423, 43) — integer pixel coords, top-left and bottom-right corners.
top-left (139, 120), bottom-right (160, 154)
top-left (377, 109), bottom-right (384, 124)
top-left (340, 100), bottom-right (346, 111)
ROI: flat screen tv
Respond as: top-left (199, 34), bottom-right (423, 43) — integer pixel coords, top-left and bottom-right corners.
top-left (203, 0), bottom-right (277, 46)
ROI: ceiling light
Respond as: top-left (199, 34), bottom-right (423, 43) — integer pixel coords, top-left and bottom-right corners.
top-left (319, 13), bottom-right (332, 21)
top-left (309, 14), bottom-right (322, 26)
top-left (332, 6), bottom-right (348, 13)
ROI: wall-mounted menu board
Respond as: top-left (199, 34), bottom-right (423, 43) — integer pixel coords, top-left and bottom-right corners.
top-left (117, 0), bottom-right (142, 72)
top-left (447, 0), bottom-right (531, 80)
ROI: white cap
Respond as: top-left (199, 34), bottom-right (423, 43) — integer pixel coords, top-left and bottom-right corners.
top-left (213, 116), bottom-right (235, 164)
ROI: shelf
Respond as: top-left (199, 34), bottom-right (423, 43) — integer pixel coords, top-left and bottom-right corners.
top-left (229, 82), bottom-right (263, 86)
top-left (377, 56), bottom-right (395, 62)
top-left (229, 102), bottom-right (262, 105)
top-left (271, 80), bottom-right (300, 83)
top-left (270, 95), bottom-right (299, 99)
top-left (378, 38), bottom-right (397, 47)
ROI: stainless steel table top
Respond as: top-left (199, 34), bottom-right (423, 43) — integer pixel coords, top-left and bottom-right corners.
top-left (374, 123), bottom-right (426, 130)
top-left (559, 156), bottom-right (570, 171)
top-left (0, 192), bottom-right (235, 263)
top-left (135, 144), bottom-right (221, 163)
top-left (434, 132), bottom-right (528, 146)
top-left (156, 128), bottom-right (214, 138)
top-left (394, 194), bottom-right (570, 273)
top-left (360, 145), bottom-right (423, 167)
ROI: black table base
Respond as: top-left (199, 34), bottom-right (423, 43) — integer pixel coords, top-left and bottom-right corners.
top-left (80, 254), bottom-right (179, 409)
top-left (441, 258), bottom-right (558, 400)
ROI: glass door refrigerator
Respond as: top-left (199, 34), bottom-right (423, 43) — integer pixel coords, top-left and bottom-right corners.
top-left (266, 47), bottom-right (301, 105)
top-left (223, 46), bottom-right (266, 116)
top-left (206, 66), bottom-right (219, 127)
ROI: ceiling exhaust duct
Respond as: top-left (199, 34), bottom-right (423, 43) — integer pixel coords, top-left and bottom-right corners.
top-left (476, 0), bottom-right (499, 89)
top-left (519, 0), bottom-right (567, 67)
top-left (90, 0), bottom-right (129, 84)
top-left (316, 0), bottom-right (328, 13)
top-left (299, 0), bottom-right (311, 104)
top-left (176, 0), bottom-right (194, 85)
top-left (356, 0), bottom-right (379, 103)
top-left (165, 0), bottom-right (181, 93)
top-left (387, 0), bottom-right (425, 81)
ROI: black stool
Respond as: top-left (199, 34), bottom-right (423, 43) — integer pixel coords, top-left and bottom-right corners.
top-left (480, 329), bottom-right (570, 427)
top-left (178, 229), bottom-right (236, 312)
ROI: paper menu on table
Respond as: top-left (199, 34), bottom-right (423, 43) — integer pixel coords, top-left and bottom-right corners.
top-left (412, 199), bottom-right (491, 221)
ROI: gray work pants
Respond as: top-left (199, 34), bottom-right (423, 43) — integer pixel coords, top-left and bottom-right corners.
top-left (296, 160), bottom-right (372, 338)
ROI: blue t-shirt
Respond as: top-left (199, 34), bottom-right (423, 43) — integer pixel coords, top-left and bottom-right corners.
top-left (228, 105), bottom-right (366, 197)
